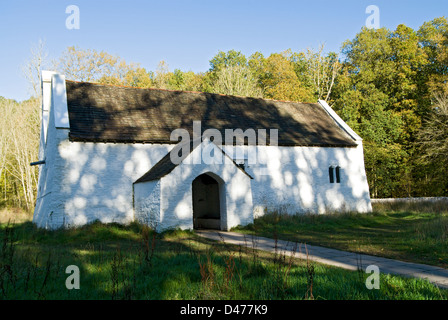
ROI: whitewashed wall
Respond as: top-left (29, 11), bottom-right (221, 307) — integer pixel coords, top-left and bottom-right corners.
top-left (155, 139), bottom-right (254, 231)
top-left (222, 143), bottom-right (372, 216)
top-left (33, 73), bottom-right (372, 230)
top-left (33, 136), bottom-right (175, 228)
top-left (34, 137), bottom-right (371, 229)
top-left (34, 139), bottom-right (371, 230)
top-left (134, 180), bottom-right (161, 227)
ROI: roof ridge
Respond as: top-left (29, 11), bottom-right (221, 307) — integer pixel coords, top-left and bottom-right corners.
top-left (64, 79), bottom-right (315, 104)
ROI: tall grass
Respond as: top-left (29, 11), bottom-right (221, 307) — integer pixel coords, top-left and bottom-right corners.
top-left (414, 216), bottom-right (448, 242)
top-left (0, 208), bottom-right (32, 224)
top-left (235, 199), bottom-right (448, 269)
top-left (0, 220), bottom-right (447, 300)
top-left (372, 199), bottom-right (448, 214)
top-left (375, 200), bottom-right (448, 253)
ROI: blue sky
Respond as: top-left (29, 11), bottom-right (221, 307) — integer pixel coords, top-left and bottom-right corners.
top-left (0, 0), bottom-right (447, 101)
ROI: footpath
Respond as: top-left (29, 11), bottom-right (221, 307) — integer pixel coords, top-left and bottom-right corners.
top-left (196, 230), bottom-right (448, 289)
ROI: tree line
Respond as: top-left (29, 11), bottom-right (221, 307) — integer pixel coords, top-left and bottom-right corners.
top-left (1, 17), bottom-right (447, 211)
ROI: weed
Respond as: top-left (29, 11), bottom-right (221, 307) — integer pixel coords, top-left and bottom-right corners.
top-left (304, 245), bottom-right (315, 300)
top-left (140, 224), bottom-right (157, 265)
top-left (198, 247), bottom-right (217, 298)
top-left (0, 221), bottom-right (16, 296)
top-left (222, 253), bottom-right (236, 295)
top-left (110, 245), bottom-right (123, 300)
top-left (36, 251), bottom-right (52, 299)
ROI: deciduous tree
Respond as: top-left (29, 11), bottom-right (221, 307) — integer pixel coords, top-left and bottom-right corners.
top-left (211, 64), bottom-right (262, 98)
top-left (256, 52), bottom-right (314, 102)
top-left (415, 90), bottom-right (448, 195)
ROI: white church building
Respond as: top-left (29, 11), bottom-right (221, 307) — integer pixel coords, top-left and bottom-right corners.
top-left (32, 71), bottom-right (372, 231)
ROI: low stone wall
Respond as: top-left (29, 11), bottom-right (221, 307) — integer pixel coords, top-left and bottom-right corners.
top-left (371, 197), bottom-right (448, 203)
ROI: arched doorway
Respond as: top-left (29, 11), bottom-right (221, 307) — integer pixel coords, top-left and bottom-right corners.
top-left (192, 173), bottom-right (222, 230)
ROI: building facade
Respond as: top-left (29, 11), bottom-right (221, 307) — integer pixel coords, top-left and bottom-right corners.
top-left (33, 71), bottom-right (372, 231)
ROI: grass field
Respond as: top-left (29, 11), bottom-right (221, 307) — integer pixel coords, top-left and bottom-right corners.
top-left (234, 200), bottom-right (448, 268)
top-left (1, 216), bottom-right (447, 300)
top-left (0, 208), bottom-right (32, 224)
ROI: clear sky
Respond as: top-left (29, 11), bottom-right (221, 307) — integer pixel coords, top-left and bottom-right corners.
top-left (0, 0), bottom-right (447, 101)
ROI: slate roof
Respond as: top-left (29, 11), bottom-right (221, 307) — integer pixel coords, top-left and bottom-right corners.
top-left (65, 80), bottom-right (357, 147)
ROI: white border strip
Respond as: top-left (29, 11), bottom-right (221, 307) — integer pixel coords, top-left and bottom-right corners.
top-left (318, 99), bottom-right (362, 142)
top-left (51, 74), bottom-right (70, 129)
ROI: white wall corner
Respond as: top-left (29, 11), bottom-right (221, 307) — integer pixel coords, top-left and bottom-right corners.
top-left (42, 70), bottom-right (57, 83)
top-left (41, 70), bottom-right (58, 144)
top-left (317, 99), bottom-right (362, 142)
top-left (51, 73), bottom-right (70, 129)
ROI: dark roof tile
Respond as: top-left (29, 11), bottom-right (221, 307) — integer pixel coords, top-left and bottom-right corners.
top-left (65, 80), bottom-right (356, 147)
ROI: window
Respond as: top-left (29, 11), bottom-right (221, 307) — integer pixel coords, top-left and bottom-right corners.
top-left (329, 166), bottom-right (341, 184)
top-left (329, 166), bottom-right (334, 183)
top-left (335, 166), bottom-right (341, 183)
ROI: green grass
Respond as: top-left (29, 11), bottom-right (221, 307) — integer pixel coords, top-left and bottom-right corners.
top-left (1, 219), bottom-right (447, 300)
top-left (233, 200), bottom-right (448, 268)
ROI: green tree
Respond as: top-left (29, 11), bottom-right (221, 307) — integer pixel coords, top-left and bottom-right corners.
top-left (287, 46), bottom-right (341, 103)
top-left (418, 17), bottom-right (448, 96)
top-left (248, 51), bottom-right (266, 90)
top-left (333, 25), bottom-right (427, 197)
top-left (414, 90), bottom-right (448, 195)
top-left (209, 49), bottom-right (248, 72)
top-left (0, 97), bottom-right (40, 209)
top-left (123, 67), bottom-right (153, 88)
top-left (203, 50), bottom-right (262, 97)
top-left (204, 50), bottom-right (249, 93)
top-left (260, 52), bottom-right (315, 102)
top-left (169, 69), bottom-right (204, 92)
top-left (211, 64), bottom-right (262, 98)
